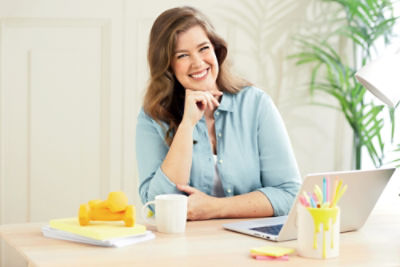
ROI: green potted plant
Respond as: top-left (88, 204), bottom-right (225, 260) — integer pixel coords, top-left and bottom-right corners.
top-left (291, 0), bottom-right (399, 169)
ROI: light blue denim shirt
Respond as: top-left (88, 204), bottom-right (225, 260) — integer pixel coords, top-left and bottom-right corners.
top-left (136, 86), bottom-right (301, 216)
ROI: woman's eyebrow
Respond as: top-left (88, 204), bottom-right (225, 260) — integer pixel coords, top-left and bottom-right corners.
top-left (175, 41), bottom-right (211, 53)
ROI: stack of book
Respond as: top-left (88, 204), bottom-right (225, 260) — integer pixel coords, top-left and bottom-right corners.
top-left (42, 217), bottom-right (154, 247)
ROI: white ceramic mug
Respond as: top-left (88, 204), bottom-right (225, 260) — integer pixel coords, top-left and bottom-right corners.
top-left (297, 204), bottom-right (340, 259)
top-left (142, 194), bottom-right (188, 234)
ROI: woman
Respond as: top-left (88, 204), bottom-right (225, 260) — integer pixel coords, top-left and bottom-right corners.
top-left (136, 6), bottom-right (300, 220)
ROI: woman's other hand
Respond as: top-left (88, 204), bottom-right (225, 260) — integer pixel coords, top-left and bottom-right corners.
top-left (176, 184), bottom-right (220, 220)
top-left (182, 89), bottom-right (222, 127)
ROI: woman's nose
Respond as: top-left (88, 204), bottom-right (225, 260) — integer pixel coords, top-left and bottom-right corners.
top-left (191, 53), bottom-right (204, 68)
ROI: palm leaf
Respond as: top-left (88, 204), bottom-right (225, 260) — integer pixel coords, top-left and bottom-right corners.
top-left (290, 0), bottom-right (399, 169)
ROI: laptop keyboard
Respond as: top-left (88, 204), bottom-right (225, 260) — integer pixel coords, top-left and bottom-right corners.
top-left (250, 224), bottom-right (283, 235)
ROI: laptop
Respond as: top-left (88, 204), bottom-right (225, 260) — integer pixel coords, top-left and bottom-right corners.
top-left (223, 168), bottom-right (396, 241)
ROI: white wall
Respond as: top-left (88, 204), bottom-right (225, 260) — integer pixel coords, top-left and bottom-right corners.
top-left (0, 0), bottom-right (353, 266)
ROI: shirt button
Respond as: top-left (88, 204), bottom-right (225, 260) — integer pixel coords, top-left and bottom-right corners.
top-left (215, 111), bottom-right (220, 116)
top-left (218, 159), bottom-right (223, 164)
top-left (217, 133), bottom-right (222, 138)
top-left (227, 188), bottom-right (232, 193)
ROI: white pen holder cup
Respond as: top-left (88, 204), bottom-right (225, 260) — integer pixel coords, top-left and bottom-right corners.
top-left (297, 204), bottom-right (340, 259)
top-left (142, 194), bottom-right (188, 234)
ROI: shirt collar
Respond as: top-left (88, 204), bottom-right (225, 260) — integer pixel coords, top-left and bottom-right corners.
top-left (217, 92), bottom-right (235, 112)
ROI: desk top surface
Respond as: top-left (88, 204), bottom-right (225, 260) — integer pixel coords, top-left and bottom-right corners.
top-left (1, 204), bottom-right (400, 267)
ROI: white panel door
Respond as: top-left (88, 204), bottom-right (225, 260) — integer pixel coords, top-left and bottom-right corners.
top-left (0, 1), bottom-right (125, 266)
top-left (2, 18), bottom-right (109, 222)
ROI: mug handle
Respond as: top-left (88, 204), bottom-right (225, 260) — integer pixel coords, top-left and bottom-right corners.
top-left (142, 200), bottom-right (156, 226)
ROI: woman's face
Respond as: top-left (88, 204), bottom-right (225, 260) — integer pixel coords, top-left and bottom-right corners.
top-left (171, 25), bottom-right (219, 92)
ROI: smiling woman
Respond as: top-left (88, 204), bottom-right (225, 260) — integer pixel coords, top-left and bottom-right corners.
top-left (136, 6), bottom-right (301, 221)
top-left (143, 6), bottom-right (247, 147)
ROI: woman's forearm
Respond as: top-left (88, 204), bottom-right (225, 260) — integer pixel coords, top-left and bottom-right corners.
top-left (212, 191), bottom-right (274, 218)
top-left (161, 121), bottom-right (194, 185)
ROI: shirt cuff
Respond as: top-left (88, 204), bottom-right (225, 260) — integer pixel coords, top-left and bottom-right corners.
top-left (257, 186), bottom-right (298, 216)
top-left (145, 167), bottom-right (184, 203)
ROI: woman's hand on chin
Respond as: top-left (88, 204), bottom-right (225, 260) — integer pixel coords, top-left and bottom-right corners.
top-left (182, 89), bottom-right (222, 127)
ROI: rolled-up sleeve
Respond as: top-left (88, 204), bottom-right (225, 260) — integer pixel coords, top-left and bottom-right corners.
top-left (136, 109), bottom-right (183, 205)
top-left (256, 95), bottom-right (301, 216)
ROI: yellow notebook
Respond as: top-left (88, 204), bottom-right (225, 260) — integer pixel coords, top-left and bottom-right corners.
top-left (49, 217), bottom-right (146, 240)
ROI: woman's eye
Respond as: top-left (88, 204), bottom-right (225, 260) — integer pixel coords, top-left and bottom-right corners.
top-left (177, 54), bottom-right (188, 59)
top-left (200, 46), bottom-right (210, 52)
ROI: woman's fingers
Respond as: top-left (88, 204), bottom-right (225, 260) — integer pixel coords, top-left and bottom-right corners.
top-left (183, 89), bottom-right (222, 126)
top-left (205, 93), bottom-right (215, 110)
top-left (210, 94), bottom-right (220, 107)
top-left (177, 184), bottom-right (216, 220)
top-left (176, 184), bottom-right (198, 195)
top-left (211, 90), bottom-right (223, 98)
top-left (191, 90), bottom-right (220, 110)
top-left (195, 97), bottom-right (207, 111)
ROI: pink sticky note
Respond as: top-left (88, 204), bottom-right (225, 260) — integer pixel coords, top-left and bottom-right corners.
top-left (251, 254), bottom-right (289, 261)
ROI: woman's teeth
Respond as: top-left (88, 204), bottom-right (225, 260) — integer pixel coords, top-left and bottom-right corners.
top-left (191, 69), bottom-right (207, 79)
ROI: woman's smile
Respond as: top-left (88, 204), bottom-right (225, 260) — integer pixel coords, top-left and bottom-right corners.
top-left (190, 68), bottom-right (209, 80)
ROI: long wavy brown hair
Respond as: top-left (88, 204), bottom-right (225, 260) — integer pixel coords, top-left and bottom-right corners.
top-left (143, 6), bottom-right (250, 146)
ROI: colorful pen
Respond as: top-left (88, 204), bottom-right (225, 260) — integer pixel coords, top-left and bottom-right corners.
top-left (332, 184), bottom-right (347, 207)
top-left (308, 192), bottom-right (317, 208)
